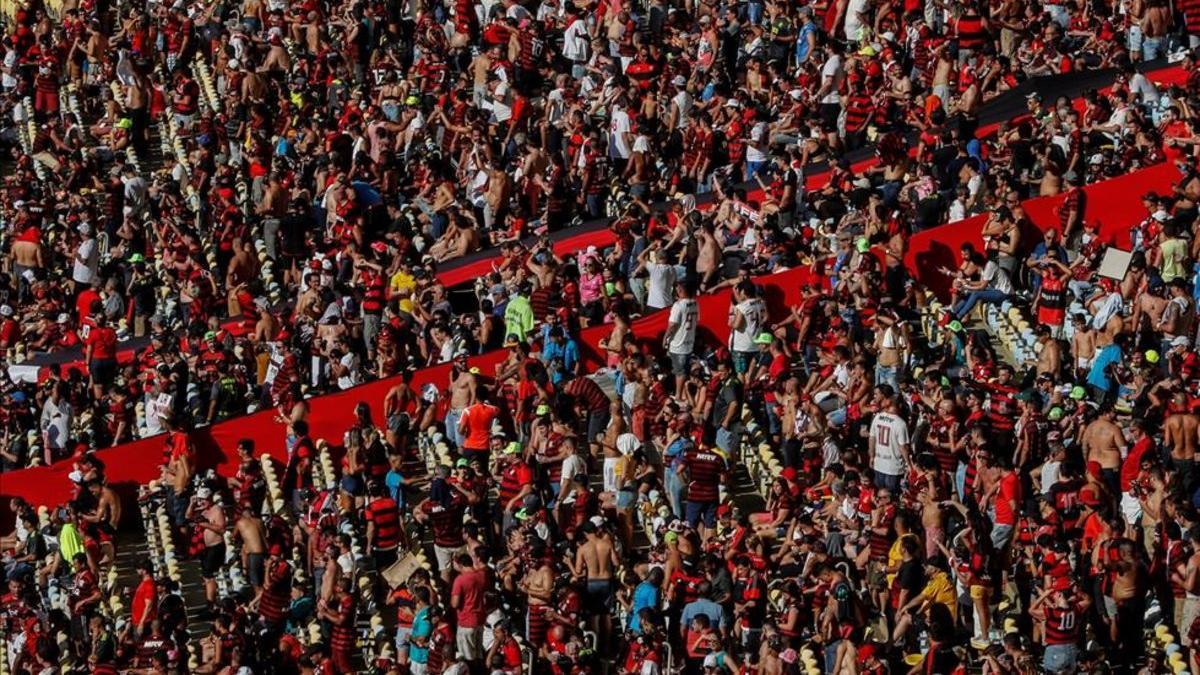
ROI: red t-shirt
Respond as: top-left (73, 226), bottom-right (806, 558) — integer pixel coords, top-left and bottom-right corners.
top-left (994, 471), bottom-right (1020, 525)
top-left (450, 567), bottom-right (488, 628)
top-left (495, 637), bottom-right (522, 671)
top-left (1121, 436), bottom-right (1154, 492)
top-left (87, 326), bottom-right (118, 360)
top-left (76, 288), bottom-right (101, 322)
top-left (131, 577), bottom-right (157, 627)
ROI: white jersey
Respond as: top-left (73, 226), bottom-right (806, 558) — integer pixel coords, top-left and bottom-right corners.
top-left (731, 298), bottom-right (766, 352)
top-left (870, 412), bottom-right (910, 476)
top-left (668, 298), bottom-right (699, 354)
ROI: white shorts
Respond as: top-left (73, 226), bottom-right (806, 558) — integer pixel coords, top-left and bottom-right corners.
top-left (1120, 491), bottom-right (1142, 525)
top-left (456, 626), bottom-right (484, 660)
top-left (435, 543), bottom-right (466, 570)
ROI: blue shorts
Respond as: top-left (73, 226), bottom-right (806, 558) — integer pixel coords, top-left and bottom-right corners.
top-left (686, 500), bottom-right (718, 528)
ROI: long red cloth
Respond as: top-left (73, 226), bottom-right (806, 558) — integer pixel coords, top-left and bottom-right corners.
top-left (0, 160), bottom-right (1181, 512)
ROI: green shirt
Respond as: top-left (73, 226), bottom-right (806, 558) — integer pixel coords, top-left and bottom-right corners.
top-left (504, 295), bottom-right (535, 340)
top-left (59, 522), bottom-right (86, 570)
top-left (1161, 237), bottom-right (1187, 282)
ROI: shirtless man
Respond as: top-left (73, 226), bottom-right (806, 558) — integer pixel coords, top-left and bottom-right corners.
top-left (124, 69), bottom-right (150, 150)
top-left (695, 221), bottom-right (722, 292)
top-left (1133, 283), bottom-right (1168, 338)
top-left (226, 240), bottom-right (258, 315)
top-left (257, 174), bottom-right (289, 260)
top-left (484, 159), bottom-right (512, 229)
top-left (261, 33), bottom-right (291, 72)
top-left (11, 228), bottom-right (43, 302)
top-left (445, 356), bottom-right (477, 449)
top-left (1165, 392), bottom-right (1199, 494)
top-left (1107, 540), bottom-right (1148, 666)
top-left (235, 508), bottom-right (267, 595)
top-left (519, 543), bottom-right (555, 648)
top-left (1035, 328), bottom-right (1061, 377)
top-left (1082, 405), bottom-right (1128, 496)
top-left (470, 47), bottom-right (496, 107)
top-left (383, 370), bottom-right (417, 457)
top-left (873, 310), bottom-right (908, 390)
top-left (1071, 315), bottom-right (1097, 380)
top-left (253, 301), bottom-right (279, 342)
top-left (188, 490), bottom-right (227, 612)
top-left (84, 479), bottom-right (122, 565)
top-left (1180, 529), bottom-right (1200, 646)
top-left (1139, 0), bottom-right (1171, 61)
top-left (930, 43), bottom-right (954, 110)
top-left (429, 211), bottom-right (481, 262)
top-left (758, 635), bottom-right (784, 675)
top-left (239, 63), bottom-right (268, 104)
top-left (572, 522), bottom-right (620, 650)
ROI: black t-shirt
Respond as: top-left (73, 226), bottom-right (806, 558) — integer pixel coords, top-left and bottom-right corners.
top-left (279, 213), bottom-right (314, 258)
top-left (896, 559), bottom-right (926, 595)
top-left (710, 567), bottom-right (734, 604)
top-left (129, 272), bottom-right (157, 315)
top-left (711, 378), bottom-right (743, 429)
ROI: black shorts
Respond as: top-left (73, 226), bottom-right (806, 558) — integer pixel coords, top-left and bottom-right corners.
top-left (388, 413), bottom-right (411, 435)
top-left (819, 103), bottom-right (841, 132)
top-left (246, 552), bottom-right (265, 587)
top-left (201, 543), bottom-right (226, 579)
top-left (89, 358), bottom-right (118, 386)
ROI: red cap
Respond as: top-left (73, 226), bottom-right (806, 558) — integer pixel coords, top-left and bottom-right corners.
top-left (781, 467), bottom-right (798, 481)
top-left (857, 644), bottom-right (877, 664)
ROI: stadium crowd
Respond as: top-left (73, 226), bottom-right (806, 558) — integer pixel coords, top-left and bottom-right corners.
top-left (5, 0), bottom-right (1200, 671)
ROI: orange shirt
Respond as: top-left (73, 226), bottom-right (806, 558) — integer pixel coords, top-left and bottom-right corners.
top-left (460, 403), bottom-right (499, 451)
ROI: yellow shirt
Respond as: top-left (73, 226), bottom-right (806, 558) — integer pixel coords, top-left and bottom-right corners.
top-left (389, 271), bottom-right (416, 296)
top-left (921, 570), bottom-right (958, 620)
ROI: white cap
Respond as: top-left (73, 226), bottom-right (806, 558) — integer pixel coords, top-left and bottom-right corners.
top-left (68, 470), bottom-right (83, 483)
top-left (672, 75), bottom-right (687, 86)
top-left (228, 58), bottom-right (240, 70)
top-left (617, 432), bottom-right (641, 456)
top-left (56, 313), bottom-right (70, 324)
top-left (589, 515), bottom-right (606, 528)
top-left (788, 89), bottom-right (804, 100)
top-left (1152, 209), bottom-right (1170, 222)
top-left (0, 305), bottom-right (12, 317)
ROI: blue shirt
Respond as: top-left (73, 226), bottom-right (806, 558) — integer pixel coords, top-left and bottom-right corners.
top-left (795, 22), bottom-right (817, 62)
top-left (1028, 242), bottom-right (1069, 290)
top-left (385, 470), bottom-right (404, 509)
top-left (665, 437), bottom-right (691, 470)
top-left (628, 581), bottom-right (661, 633)
top-left (681, 598), bottom-right (726, 632)
top-left (1087, 343), bottom-right (1122, 393)
top-left (410, 607), bottom-right (431, 664)
top-left (541, 339), bottom-right (580, 384)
